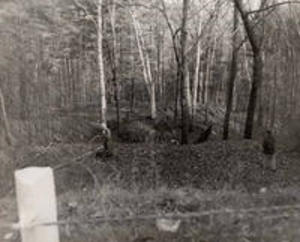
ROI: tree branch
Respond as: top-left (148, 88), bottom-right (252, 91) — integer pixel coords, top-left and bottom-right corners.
top-left (71, 0), bottom-right (98, 30)
top-left (246, 1), bottom-right (300, 16)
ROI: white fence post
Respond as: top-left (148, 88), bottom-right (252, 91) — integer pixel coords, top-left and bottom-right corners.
top-left (15, 167), bottom-right (59, 242)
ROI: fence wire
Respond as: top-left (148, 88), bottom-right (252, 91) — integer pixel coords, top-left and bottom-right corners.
top-left (2, 202), bottom-right (300, 230)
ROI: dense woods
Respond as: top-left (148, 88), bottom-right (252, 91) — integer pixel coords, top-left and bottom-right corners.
top-left (0, 0), bottom-right (300, 146)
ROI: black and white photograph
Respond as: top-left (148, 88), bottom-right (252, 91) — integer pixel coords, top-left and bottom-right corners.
top-left (0, 0), bottom-right (300, 241)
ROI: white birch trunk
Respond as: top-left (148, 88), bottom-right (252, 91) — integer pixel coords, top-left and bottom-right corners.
top-left (131, 11), bottom-right (150, 90)
top-left (146, 53), bottom-right (157, 119)
top-left (150, 81), bottom-right (157, 119)
top-left (192, 20), bottom-right (202, 118)
top-left (98, 0), bottom-right (107, 126)
top-left (131, 10), bottom-right (157, 119)
top-left (185, 70), bottom-right (192, 116)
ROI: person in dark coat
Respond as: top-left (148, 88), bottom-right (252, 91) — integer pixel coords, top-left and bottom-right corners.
top-left (262, 130), bottom-right (276, 170)
top-left (95, 123), bottom-right (114, 158)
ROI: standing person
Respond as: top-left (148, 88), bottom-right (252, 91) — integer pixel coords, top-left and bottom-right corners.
top-left (95, 123), bottom-right (114, 158)
top-left (262, 130), bottom-right (276, 170)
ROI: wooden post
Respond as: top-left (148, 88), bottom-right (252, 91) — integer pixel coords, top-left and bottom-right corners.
top-left (15, 167), bottom-right (59, 242)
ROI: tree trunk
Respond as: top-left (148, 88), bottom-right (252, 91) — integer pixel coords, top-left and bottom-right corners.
top-left (234, 0), bottom-right (264, 139)
top-left (192, 26), bottom-right (202, 121)
top-left (185, 69), bottom-right (192, 117)
top-left (203, 48), bottom-right (209, 105)
top-left (223, 4), bottom-right (238, 140)
top-left (180, 0), bottom-right (190, 144)
top-left (130, 26), bottom-right (135, 115)
top-left (130, 79), bottom-right (135, 114)
top-left (146, 53), bottom-right (157, 119)
top-left (131, 10), bottom-right (156, 119)
top-left (192, 2), bottom-right (203, 122)
top-left (159, 0), bottom-right (182, 123)
top-left (271, 61), bottom-right (277, 129)
top-left (110, 0), bottom-right (120, 134)
top-left (19, 78), bottom-right (27, 120)
top-left (203, 38), bottom-right (216, 105)
top-left (150, 81), bottom-right (157, 120)
top-left (161, 33), bottom-right (166, 108)
top-left (244, 52), bottom-right (263, 139)
top-left (98, 0), bottom-right (107, 127)
top-left (0, 88), bottom-right (14, 146)
top-left (156, 23), bottom-right (163, 100)
top-left (174, 68), bottom-right (180, 123)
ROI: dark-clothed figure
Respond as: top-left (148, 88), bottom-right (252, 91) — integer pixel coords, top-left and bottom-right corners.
top-left (95, 124), bottom-right (114, 158)
top-left (262, 130), bottom-right (276, 170)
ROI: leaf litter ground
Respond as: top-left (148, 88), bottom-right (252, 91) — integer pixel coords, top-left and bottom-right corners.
top-left (2, 140), bottom-right (300, 241)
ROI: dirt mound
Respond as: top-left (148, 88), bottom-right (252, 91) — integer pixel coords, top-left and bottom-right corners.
top-left (117, 118), bottom-right (177, 144)
top-left (118, 120), bottom-right (156, 143)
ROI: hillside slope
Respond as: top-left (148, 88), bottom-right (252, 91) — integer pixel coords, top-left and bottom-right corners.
top-left (9, 140), bottom-right (300, 194)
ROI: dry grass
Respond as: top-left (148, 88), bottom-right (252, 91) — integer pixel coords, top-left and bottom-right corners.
top-left (42, 186), bottom-right (300, 242)
top-left (2, 178), bottom-right (300, 242)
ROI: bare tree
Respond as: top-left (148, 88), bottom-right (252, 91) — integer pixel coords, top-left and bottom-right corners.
top-left (98, 0), bottom-right (108, 127)
top-left (130, 8), bottom-right (157, 119)
top-left (223, 3), bottom-right (239, 140)
top-left (108, 0), bottom-right (121, 134)
top-left (233, 0), bottom-right (265, 139)
top-left (192, 15), bottom-right (202, 122)
top-left (180, 0), bottom-right (190, 144)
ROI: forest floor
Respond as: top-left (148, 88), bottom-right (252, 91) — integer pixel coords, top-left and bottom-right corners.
top-left (1, 140), bottom-right (300, 241)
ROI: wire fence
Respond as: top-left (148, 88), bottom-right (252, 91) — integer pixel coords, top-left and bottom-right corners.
top-left (3, 166), bottom-right (300, 242)
top-left (2, 202), bottom-right (300, 230)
